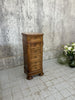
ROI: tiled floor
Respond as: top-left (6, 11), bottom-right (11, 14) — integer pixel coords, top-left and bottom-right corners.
top-left (0, 60), bottom-right (75, 100)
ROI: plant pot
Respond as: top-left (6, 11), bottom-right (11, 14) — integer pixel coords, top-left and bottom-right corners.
top-left (69, 60), bottom-right (75, 68)
top-left (68, 55), bottom-right (74, 61)
top-left (68, 55), bottom-right (75, 68)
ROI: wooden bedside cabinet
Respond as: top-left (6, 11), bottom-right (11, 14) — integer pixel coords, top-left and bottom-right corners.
top-left (22, 33), bottom-right (44, 80)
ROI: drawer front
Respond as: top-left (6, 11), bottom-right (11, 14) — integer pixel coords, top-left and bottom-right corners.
top-left (29, 62), bottom-right (41, 71)
top-left (30, 43), bottom-right (42, 55)
top-left (31, 48), bottom-right (41, 54)
top-left (30, 54), bottom-right (41, 60)
top-left (30, 43), bottom-right (41, 49)
top-left (31, 61), bottom-right (41, 66)
top-left (28, 42), bottom-right (43, 63)
top-left (30, 66), bottom-right (40, 72)
top-left (27, 36), bottom-right (43, 42)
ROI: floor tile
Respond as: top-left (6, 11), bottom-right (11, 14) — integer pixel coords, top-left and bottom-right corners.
top-left (45, 95), bottom-right (56, 100)
top-left (60, 89), bottom-right (71, 98)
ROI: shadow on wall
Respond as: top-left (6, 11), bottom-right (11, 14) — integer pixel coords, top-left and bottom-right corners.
top-left (0, 45), bottom-right (13, 58)
top-left (0, 45), bottom-right (24, 70)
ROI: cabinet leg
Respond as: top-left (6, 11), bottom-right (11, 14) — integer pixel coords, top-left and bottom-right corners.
top-left (39, 72), bottom-right (44, 76)
top-left (27, 76), bottom-right (33, 80)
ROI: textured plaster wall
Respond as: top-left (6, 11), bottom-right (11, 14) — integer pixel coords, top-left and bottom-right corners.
top-left (0, 0), bottom-right (75, 69)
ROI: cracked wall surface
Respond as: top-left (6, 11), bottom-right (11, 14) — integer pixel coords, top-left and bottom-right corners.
top-left (0, 0), bottom-right (75, 69)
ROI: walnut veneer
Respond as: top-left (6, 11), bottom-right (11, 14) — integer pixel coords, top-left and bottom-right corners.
top-left (22, 33), bottom-right (44, 80)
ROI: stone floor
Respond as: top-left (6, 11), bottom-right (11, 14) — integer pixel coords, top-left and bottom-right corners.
top-left (0, 60), bottom-right (75, 100)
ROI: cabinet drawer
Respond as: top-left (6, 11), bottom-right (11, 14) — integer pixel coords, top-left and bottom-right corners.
top-left (30, 66), bottom-right (40, 71)
top-left (30, 43), bottom-right (41, 49)
top-left (27, 36), bottom-right (43, 42)
top-left (31, 61), bottom-right (41, 66)
top-left (31, 48), bottom-right (41, 54)
top-left (29, 63), bottom-right (41, 72)
top-left (30, 54), bottom-right (41, 59)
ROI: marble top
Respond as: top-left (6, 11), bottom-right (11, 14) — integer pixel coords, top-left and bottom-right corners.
top-left (22, 33), bottom-right (43, 35)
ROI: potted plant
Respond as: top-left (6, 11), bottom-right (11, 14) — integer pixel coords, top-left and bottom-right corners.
top-left (64, 43), bottom-right (75, 68)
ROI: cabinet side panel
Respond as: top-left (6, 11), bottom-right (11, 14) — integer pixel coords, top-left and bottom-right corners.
top-left (22, 35), bottom-right (28, 72)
